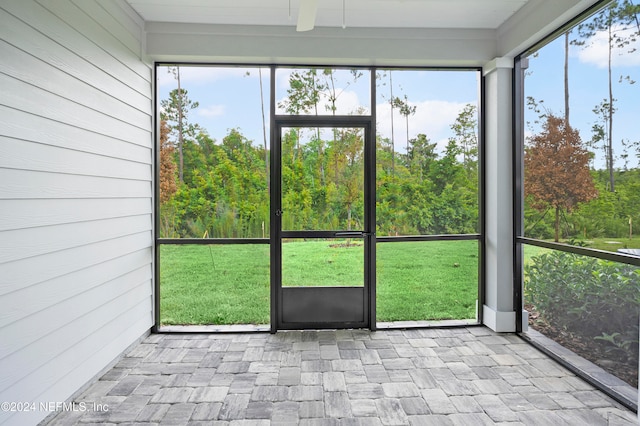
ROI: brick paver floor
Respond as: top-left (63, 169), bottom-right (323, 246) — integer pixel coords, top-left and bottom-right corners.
top-left (46, 327), bottom-right (637, 425)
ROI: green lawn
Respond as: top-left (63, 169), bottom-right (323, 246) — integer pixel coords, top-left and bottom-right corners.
top-left (160, 240), bottom-right (479, 325)
top-left (376, 241), bottom-right (478, 322)
top-left (568, 236), bottom-right (640, 252)
top-left (160, 244), bottom-right (270, 325)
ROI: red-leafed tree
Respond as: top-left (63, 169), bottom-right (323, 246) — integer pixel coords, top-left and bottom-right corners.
top-left (159, 119), bottom-right (177, 204)
top-left (525, 114), bottom-right (598, 242)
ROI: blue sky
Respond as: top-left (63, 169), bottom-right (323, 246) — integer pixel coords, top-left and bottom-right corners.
top-left (524, 24), bottom-right (640, 170)
top-left (158, 24), bottom-right (638, 170)
top-left (158, 67), bottom-right (478, 156)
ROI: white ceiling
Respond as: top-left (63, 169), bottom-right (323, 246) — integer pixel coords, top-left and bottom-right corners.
top-left (126, 0), bottom-right (531, 30)
top-left (135, 0), bottom-right (599, 66)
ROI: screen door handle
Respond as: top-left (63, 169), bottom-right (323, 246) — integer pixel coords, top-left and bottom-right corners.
top-left (335, 231), bottom-right (363, 237)
top-left (335, 231), bottom-right (374, 237)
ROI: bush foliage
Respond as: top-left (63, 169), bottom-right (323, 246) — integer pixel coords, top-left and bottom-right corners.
top-left (525, 250), bottom-right (640, 360)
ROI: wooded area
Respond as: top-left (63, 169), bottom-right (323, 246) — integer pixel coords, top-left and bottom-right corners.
top-left (158, 110), bottom-right (480, 238)
top-left (159, 100), bottom-right (638, 244)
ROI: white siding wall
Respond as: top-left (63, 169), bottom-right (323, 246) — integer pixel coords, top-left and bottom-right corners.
top-left (0, 1), bottom-right (153, 424)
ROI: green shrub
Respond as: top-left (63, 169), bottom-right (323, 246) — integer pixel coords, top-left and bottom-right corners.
top-left (525, 250), bottom-right (640, 361)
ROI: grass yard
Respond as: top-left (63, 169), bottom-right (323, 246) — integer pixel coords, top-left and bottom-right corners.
top-left (376, 240), bottom-right (478, 322)
top-left (160, 240), bottom-right (479, 325)
top-left (282, 239), bottom-right (364, 287)
top-left (160, 244), bottom-right (270, 325)
top-left (569, 236), bottom-right (640, 252)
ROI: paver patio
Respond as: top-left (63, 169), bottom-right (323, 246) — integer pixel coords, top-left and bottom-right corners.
top-left (45, 327), bottom-right (637, 425)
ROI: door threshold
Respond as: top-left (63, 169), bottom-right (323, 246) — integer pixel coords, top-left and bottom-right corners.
top-left (157, 324), bottom-right (270, 333)
top-left (377, 319), bottom-right (479, 329)
top-left (157, 320), bottom-right (480, 334)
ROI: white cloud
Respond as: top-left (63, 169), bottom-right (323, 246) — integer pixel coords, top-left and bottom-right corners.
top-left (321, 90), bottom-right (368, 115)
top-left (276, 89), bottom-right (368, 115)
top-left (377, 100), bottom-right (473, 153)
top-left (197, 104), bottom-right (226, 117)
top-left (574, 25), bottom-right (640, 68)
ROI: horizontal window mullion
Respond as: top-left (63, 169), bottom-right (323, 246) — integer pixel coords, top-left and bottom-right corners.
top-left (518, 237), bottom-right (640, 267)
top-left (376, 234), bottom-right (481, 243)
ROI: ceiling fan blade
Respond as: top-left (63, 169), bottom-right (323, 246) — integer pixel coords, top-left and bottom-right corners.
top-left (297, 0), bottom-right (318, 32)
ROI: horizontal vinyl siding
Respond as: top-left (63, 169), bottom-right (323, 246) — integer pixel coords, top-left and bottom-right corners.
top-left (1, 74), bottom-right (150, 144)
top-left (0, 40), bottom-right (149, 129)
top-left (0, 5), bottom-right (150, 113)
top-left (1, 233), bottom-right (152, 298)
top-left (0, 1), bottom-right (153, 425)
top-left (0, 215), bottom-right (151, 265)
top-left (0, 168), bottom-right (150, 199)
top-left (0, 246), bottom-right (152, 326)
top-left (0, 106), bottom-right (151, 164)
top-left (0, 198), bottom-right (152, 232)
top-left (0, 137), bottom-right (150, 180)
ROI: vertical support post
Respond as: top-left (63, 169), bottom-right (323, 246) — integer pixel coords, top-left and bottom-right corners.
top-left (513, 56), bottom-right (529, 333)
top-left (269, 65), bottom-right (278, 334)
top-left (153, 63), bottom-right (160, 333)
top-left (368, 69), bottom-right (377, 331)
top-left (482, 58), bottom-right (516, 332)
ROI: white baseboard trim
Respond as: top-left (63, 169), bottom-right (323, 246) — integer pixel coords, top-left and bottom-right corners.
top-left (482, 305), bottom-right (516, 332)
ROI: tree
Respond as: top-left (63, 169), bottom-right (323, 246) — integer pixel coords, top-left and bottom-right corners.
top-left (245, 69), bottom-right (270, 189)
top-left (279, 69), bottom-right (325, 116)
top-left (158, 119), bottom-right (179, 237)
top-left (258, 69), bottom-right (268, 187)
top-left (321, 68), bottom-right (363, 115)
top-left (392, 94), bottom-right (417, 159)
top-left (338, 129), bottom-right (364, 231)
top-left (525, 114), bottom-right (598, 242)
top-left (449, 104), bottom-right (478, 175)
top-left (574, 0), bottom-right (640, 191)
top-left (278, 69), bottom-right (326, 175)
top-left (161, 66), bottom-right (200, 182)
top-left (590, 99), bottom-right (617, 188)
top-left (621, 137), bottom-right (640, 169)
top-left (374, 71), bottom-right (399, 175)
top-left (159, 119), bottom-right (177, 203)
top-left (407, 133), bottom-right (437, 182)
top-left (564, 31), bottom-right (571, 125)
top-left (279, 68), bottom-right (364, 185)
top-left (388, 72), bottom-right (397, 175)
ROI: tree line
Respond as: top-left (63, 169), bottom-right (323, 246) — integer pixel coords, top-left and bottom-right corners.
top-left (524, 113), bottom-right (639, 242)
top-left (159, 48), bottom-right (638, 243)
top-left (159, 95), bottom-right (638, 242)
top-left (159, 104), bottom-right (480, 239)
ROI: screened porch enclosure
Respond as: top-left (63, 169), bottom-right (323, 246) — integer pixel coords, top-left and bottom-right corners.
top-left (5, 1), bottom-right (639, 425)
top-left (156, 66), bottom-right (482, 331)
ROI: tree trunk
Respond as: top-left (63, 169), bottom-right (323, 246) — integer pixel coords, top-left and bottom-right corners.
top-left (564, 32), bottom-right (570, 125)
top-left (177, 67), bottom-right (184, 183)
top-left (554, 206), bottom-right (560, 242)
top-left (607, 15), bottom-right (615, 192)
top-left (258, 68), bottom-right (269, 190)
top-left (405, 115), bottom-right (410, 162)
top-left (389, 72), bottom-right (396, 176)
